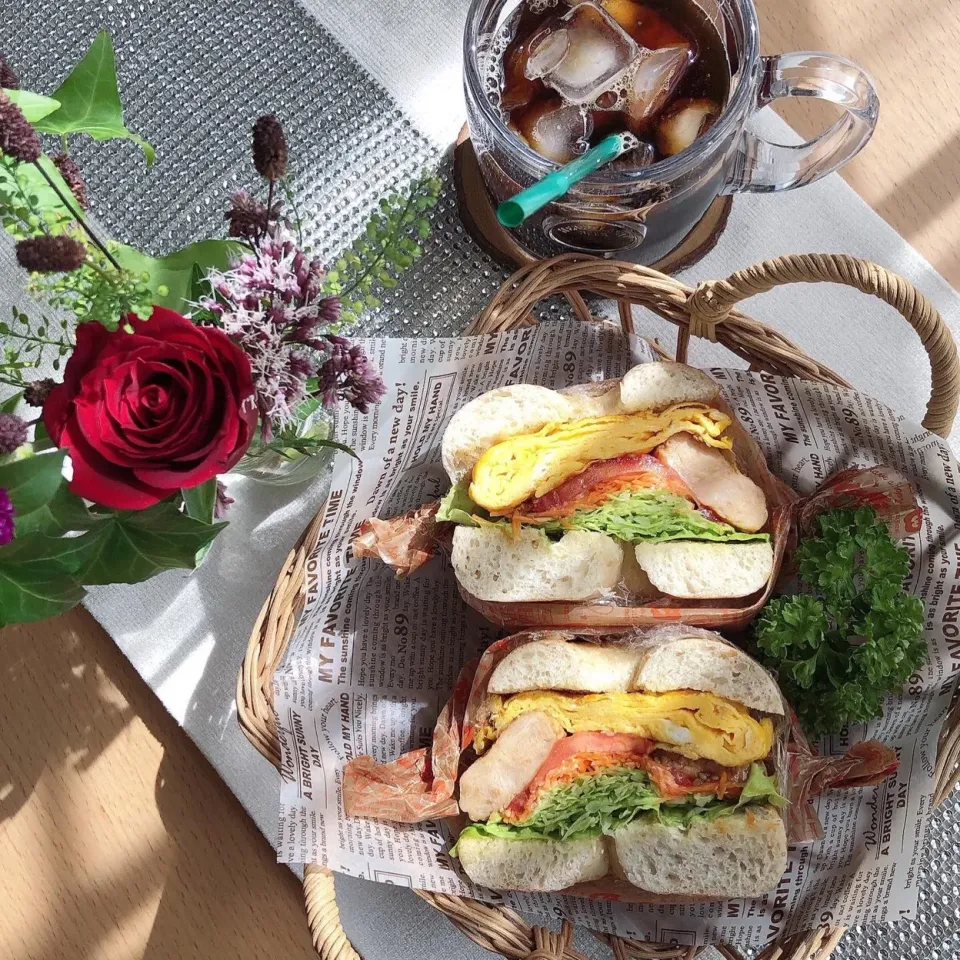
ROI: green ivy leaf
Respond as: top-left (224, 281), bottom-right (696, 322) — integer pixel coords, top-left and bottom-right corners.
top-left (31, 421), bottom-right (54, 453)
top-left (0, 391), bottom-right (23, 414)
top-left (34, 31), bottom-right (155, 164)
top-left (187, 260), bottom-right (209, 304)
top-left (182, 478), bottom-right (219, 564)
top-left (113, 238), bottom-right (242, 311)
top-left (0, 532), bottom-right (88, 624)
top-left (0, 565), bottom-right (85, 625)
top-left (182, 478), bottom-right (217, 524)
top-left (14, 486), bottom-right (102, 536)
top-left (0, 450), bottom-right (66, 516)
top-left (4, 89), bottom-right (62, 123)
top-left (0, 531), bottom-right (87, 571)
top-left (70, 500), bottom-right (227, 585)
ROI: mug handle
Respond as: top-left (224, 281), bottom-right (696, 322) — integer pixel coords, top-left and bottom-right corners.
top-left (724, 52), bottom-right (879, 193)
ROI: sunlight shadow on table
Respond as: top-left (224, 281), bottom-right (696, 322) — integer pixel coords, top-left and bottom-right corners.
top-left (0, 612), bottom-right (134, 824)
top-left (755, 0), bottom-right (960, 289)
top-left (0, 606), bottom-right (318, 960)
top-left (142, 747), bottom-right (317, 959)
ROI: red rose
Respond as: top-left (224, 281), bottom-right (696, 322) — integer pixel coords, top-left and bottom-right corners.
top-left (44, 307), bottom-right (257, 510)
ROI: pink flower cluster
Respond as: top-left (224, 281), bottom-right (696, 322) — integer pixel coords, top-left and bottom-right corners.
top-left (201, 227), bottom-right (384, 437)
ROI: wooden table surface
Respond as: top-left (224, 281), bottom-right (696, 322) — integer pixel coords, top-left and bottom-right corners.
top-left (2, 3), bottom-right (959, 959)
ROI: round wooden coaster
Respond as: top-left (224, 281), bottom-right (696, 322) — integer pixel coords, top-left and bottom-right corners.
top-left (453, 127), bottom-right (732, 275)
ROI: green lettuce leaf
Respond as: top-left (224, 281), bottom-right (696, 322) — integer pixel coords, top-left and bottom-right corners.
top-left (436, 483), bottom-right (489, 526)
top-left (735, 761), bottom-right (788, 809)
top-left (519, 767), bottom-right (661, 840)
top-left (567, 491), bottom-right (769, 543)
top-left (451, 764), bottom-right (785, 853)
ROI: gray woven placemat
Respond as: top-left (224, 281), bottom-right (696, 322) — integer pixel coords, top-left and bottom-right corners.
top-left (3, 1), bottom-right (958, 958)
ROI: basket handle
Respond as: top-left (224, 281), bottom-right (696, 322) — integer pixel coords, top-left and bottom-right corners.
top-left (686, 253), bottom-right (960, 438)
top-left (303, 865), bottom-right (360, 960)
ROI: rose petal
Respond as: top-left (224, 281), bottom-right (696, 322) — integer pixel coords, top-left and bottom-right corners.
top-left (136, 390), bottom-right (242, 487)
top-left (61, 415), bottom-right (172, 509)
top-left (138, 373), bottom-right (220, 460)
top-left (43, 322), bottom-right (112, 442)
top-left (97, 359), bottom-right (194, 458)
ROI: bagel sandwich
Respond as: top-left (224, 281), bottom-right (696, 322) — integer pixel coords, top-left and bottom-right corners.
top-left (452, 633), bottom-right (788, 898)
top-left (439, 362), bottom-right (773, 603)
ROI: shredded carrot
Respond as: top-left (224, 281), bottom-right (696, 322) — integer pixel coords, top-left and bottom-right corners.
top-left (525, 477), bottom-right (650, 519)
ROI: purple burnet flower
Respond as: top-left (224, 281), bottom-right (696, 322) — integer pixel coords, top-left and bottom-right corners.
top-left (214, 480), bottom-right (234, 520)
top-left (23, 378), bottom-right (56, 407)
top-left (0, 412), bottom-right (27, 454)
top-left (0, 90), bottom-right (41, 162)
top-left (252, 114), bottom-right (287, 182)
top-left (0, 53), bottom-right (20, 90)
top-left (0, 489), bottom-right (14, 546)
top-left (224, 189), bottom-right (280, 241)
top-left (16, 234), bottom-right (86, 273)
top-left (52, 153), bottom-right (87, 209)
top-left (316, 336), bottom-right (387, 414)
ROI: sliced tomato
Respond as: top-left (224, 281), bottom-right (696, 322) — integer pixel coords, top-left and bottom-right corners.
top-left (504, 732), bottom-right (654, 820)
top-left (521, 453), bottom-right (696, 518)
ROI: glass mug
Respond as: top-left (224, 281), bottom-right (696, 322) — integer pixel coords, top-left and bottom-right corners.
top-left (463, 0), bottom-right (879, 264)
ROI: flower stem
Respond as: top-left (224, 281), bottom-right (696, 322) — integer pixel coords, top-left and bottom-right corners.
top-left (280, 176), bottom-right (304, 249)
top-left (32, 159), bottom-right (122, 270)
top-left (2, 157), bottom-right (50, 234)
top-left (262, 180), bottom-right (276, 246)
top-left (4, 330), bottom-right (73, 347)
top-left (4, 329), bottom-right (71, 348)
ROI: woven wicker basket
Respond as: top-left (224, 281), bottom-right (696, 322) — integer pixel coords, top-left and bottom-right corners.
top-left (237, 252), bottom-right (960, 960)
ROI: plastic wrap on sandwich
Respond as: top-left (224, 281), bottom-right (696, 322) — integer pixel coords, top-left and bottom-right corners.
top-left (344, 626), bottom-right (896, 901)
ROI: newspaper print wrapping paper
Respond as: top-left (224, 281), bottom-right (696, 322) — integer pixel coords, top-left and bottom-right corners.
top-left (273, 323), bottom-right (959, 950)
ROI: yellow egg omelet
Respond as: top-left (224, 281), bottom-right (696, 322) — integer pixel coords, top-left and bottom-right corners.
top-left (468, 404), bottom-right (732, 513)
top-left (475, 690), bottom-right (773, 768)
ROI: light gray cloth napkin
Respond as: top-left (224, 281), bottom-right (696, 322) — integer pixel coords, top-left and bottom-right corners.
top-left (4, 0), bottom-right (960, 957)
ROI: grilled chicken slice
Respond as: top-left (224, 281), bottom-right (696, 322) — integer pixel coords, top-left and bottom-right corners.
top-left (459, 711), bottom-right (564, 822)
top-left (656, 433), bottom-right (768, 532)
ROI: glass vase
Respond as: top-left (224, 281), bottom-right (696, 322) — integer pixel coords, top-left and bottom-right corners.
top-left (231, 399), bottom-right (337, 487)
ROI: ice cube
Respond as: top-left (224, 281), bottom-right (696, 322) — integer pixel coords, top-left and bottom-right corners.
top-left (516, 98), bottom-right (594, 164)
top-left (528, 2), bottom-right (639, 105)
top-left (500, 6), bottom-right (557, 111)
top-left (655, 97), bottom-right (720, 156)
top-left (601, 0), bottom-right (646, 36)
top-left (526, 29), bottom-right (571, 79)
top-left (501, 41), bottom-right (546, 110)
top-left (601, 0), bottom-right (690, 49)
top-left (610, 138), bottom-right (655, 170)
top-left (625, 44), bottom-right (694, 130)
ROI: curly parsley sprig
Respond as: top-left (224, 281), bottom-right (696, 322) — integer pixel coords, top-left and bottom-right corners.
top-left (754, 506), bottom-right (925, 738)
